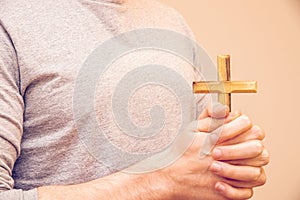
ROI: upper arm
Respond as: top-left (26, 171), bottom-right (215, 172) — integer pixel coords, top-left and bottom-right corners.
top-left (0, 23), bottom-right (24, 191)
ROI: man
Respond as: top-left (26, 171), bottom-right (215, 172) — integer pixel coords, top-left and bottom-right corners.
top-left (0, 0), bottom-right (269, 199)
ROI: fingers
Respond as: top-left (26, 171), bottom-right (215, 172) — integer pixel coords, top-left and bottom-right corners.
top-left (225, 110), bottom-right (241, 124)
top-left (215, 182), bottom-right (253, 200)
top-left (223, 168), bottom-right (267, 188)
top-left (212, 140), bottom-right (264, 161)
top-left (197, 117), bottom-right (226, 132)
top-left (217, 115), bottom-right (252, 143)
top-left (196, 115), bottom-right (253, 158)
top-left (220, 125), bottom-right (265, 146)
top-left (225, 148), bottom-right (270, 167)
top-left (210, 161), bottom-right (262, 182)
top-left (196, 111), bottom-right (242, 133)
top-left (199, 103), bottom-right (230, 119)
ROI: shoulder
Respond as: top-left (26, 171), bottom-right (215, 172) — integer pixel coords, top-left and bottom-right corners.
top-left (133, 0), bottom-right (194, 37)
top-left (0, 0), bottom-right (31, 17)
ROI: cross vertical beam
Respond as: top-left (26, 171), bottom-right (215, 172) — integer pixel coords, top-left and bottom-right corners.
top-left (218, 55), bottom-right (231, 110)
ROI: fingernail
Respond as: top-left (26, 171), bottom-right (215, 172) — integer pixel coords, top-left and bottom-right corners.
top-left (215, 182), bottom-right (225, 193)
top-left (210, 162), bottom-right (222, 172)
top-left (212, 148), bottom-right (222, 159)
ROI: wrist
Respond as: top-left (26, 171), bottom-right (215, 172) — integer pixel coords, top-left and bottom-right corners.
top-left (89, 171), bottom-right (173, 200)
top-left (133, 171), bottom-right (173, 200)
top-left (38, 182), bottom-right (95, 200)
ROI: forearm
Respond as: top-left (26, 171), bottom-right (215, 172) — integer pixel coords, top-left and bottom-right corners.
top-left (37, 172), bottom-right (171, 200)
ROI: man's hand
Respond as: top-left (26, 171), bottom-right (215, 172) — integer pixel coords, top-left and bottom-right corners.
top-left (148, 105), bottom-right (265, 199)
top-left (198, 104), bottom-right (269, 199)
top-left (38, 104), bottom-right (269, 200)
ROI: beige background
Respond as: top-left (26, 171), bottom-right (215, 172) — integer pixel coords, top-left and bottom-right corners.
top-left (160, 0), bottom-right (300, 199)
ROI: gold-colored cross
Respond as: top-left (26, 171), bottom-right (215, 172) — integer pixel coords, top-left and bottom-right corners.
top-left (193, 55), bottom-right (257, 111)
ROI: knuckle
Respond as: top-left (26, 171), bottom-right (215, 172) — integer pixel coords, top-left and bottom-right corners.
top-left (257, 174), bottom-right (267, 186)
top-left (253, 140), bottom-right (264, 155)
top-left (253, 125), bottom-right (265, 140)
top-left (260, 128), bottom-right (266, 140)
top-left (237, 189), bottom-right (254, 200)
top-left (260, 149), bottom-right (270, 165)
top-left (227, 186), bottom-right (253, 200)
top-left (252, 167), bottom-right (262, 181)
top-left (247, 189), bottom-right (254, 199)
top-left (240, 115), bottom-right (252, 127)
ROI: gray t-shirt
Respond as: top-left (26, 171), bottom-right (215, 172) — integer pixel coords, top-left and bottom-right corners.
top-left (0, 0), bottom-right (207, 199)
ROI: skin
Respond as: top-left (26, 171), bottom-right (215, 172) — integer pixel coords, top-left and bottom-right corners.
top-left (38, 104), bottom-right (269, 200)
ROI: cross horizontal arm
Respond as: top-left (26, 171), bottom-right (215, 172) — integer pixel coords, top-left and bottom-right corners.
top-left (193, 81), bottom-right (257, 94)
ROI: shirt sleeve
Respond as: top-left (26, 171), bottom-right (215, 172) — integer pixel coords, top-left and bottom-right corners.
top-left (0, 23), bottom-right (38, 200)
top-left (173, 10), bottom-right (210, 116)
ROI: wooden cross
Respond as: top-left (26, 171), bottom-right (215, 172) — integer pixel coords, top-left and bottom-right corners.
top-left (193, 55), bottom-right (257, 111)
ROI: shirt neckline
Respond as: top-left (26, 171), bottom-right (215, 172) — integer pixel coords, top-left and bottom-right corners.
top-left (90, 0), bottom-right (126, 4)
